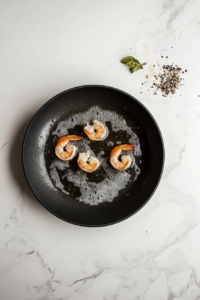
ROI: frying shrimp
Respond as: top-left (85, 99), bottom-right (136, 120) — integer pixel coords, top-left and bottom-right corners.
top-left (78, 151), bottom-right (100, 172)
top-left (55, 135), bottom-right (83, 161)
top-left (84, 120), bottom-right (107, 141)
top-left (110, 144), bottom-right (135, 171)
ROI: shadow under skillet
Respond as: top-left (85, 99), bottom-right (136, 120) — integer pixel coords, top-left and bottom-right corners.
top-left (9, 114), bottom-right (37, 201)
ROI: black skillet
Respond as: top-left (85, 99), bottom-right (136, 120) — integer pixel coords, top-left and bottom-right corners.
top-left (22, 85), bottom-right (164, 226)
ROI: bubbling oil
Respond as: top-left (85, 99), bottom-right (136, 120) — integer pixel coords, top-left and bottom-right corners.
top-left (48, 106), bottom-right (142, 205)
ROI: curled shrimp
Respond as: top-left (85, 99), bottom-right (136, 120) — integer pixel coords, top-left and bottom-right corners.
top-left (84, 120), bottom-right (107, 141)
top-left (55, 135), bottom-right (83, 161)
top-left (78, 151), bottom-right (100, 172)
top-left (110, 144), bottom-right (135, 171)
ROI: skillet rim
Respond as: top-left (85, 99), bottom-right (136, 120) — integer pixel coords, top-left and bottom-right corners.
top-left (22, 85), bottom-right (165, 227)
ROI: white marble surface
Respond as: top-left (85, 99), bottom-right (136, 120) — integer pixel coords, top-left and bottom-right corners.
top-left (0, 0), bottom-right (200, 299)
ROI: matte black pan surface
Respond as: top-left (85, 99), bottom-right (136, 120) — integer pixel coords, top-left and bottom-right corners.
top-left (23, 85), bottom-right (164, 226)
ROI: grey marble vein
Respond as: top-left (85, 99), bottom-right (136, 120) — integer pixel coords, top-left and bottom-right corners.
top-left (0, 142), bottom-right (8, 151)
top-left (163, 0), bottom-right (193, 29)
top-left (70, 269), bottom-right (106, 286)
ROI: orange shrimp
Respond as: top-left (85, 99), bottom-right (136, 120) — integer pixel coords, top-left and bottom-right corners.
top-left (110, 144), bottom-right (134, 170)
top-left (78, 151), bottom-right (100, 172)
top-left (55, 135), bottom-right (83, 161)
top-left (84, 120), bottom-right (107, 141)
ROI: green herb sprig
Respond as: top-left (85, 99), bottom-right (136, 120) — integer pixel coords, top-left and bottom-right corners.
top-left (121, 56), bottom-right (146, 73)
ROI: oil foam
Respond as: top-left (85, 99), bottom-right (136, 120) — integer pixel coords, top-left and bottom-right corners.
top-left (49, 106), bottom-right (142, 205)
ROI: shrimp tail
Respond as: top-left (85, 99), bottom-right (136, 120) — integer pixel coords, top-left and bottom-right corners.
top-left (111, 144), bottom-right (134, 157)
top-left (119, 144), bottom-right (135, 151)
top-left (67, 135), bottom-right (83, 141)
